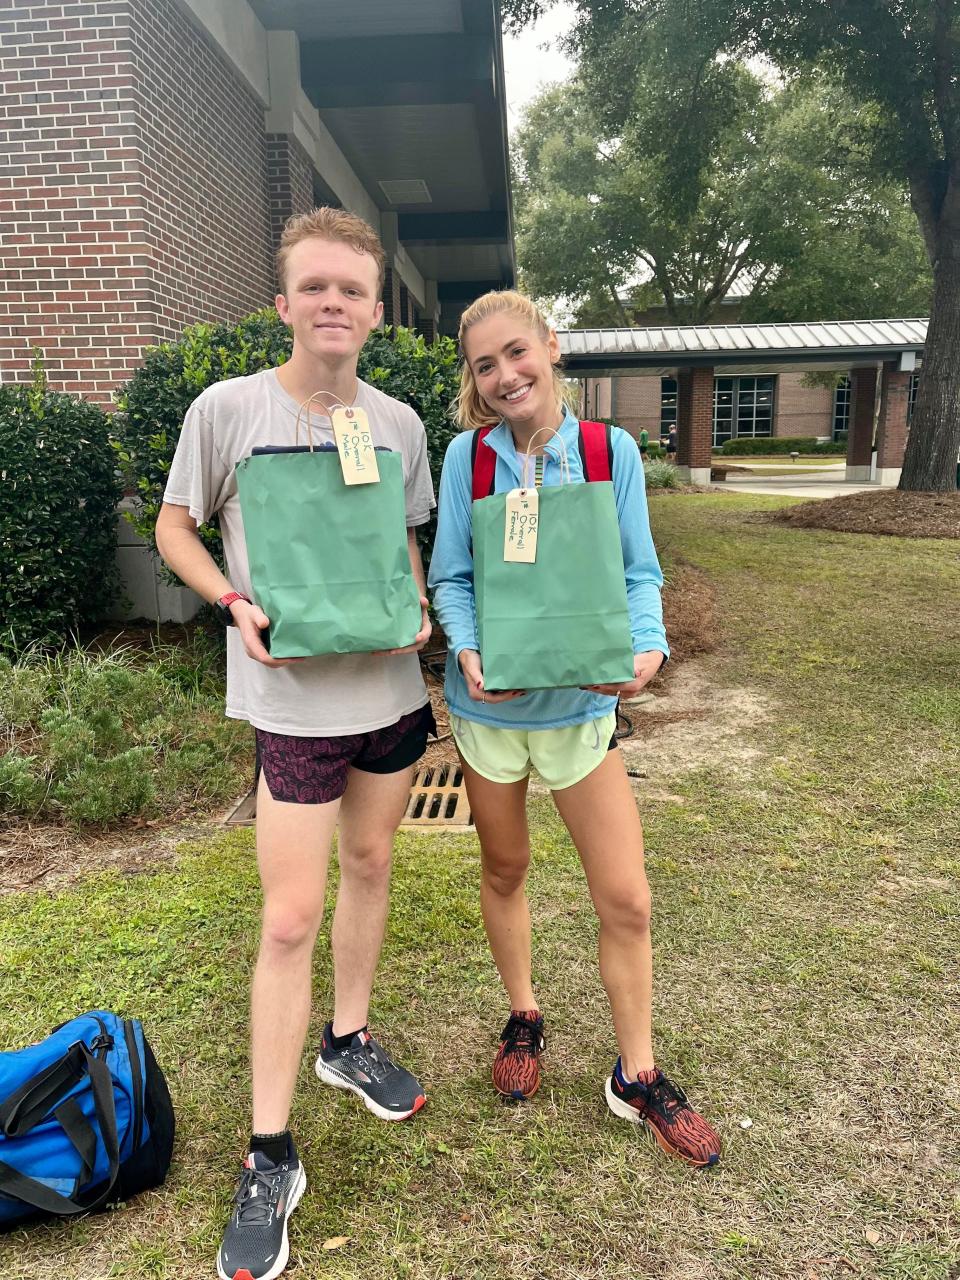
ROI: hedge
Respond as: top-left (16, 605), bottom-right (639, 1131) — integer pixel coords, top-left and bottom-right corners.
top-left (0, 359), bottom-right (121, 651)
top-left (114, 311), bottom-right (460, 570)
top-left (717, 436), bottom-right (847, 456)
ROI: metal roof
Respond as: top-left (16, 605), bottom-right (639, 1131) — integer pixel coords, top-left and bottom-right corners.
top-left (558, 318), bottom-right (928, 372)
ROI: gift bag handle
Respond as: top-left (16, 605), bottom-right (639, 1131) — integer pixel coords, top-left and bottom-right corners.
top-left (294, 390), bottom-right (348, 451)
top-left (519, 427), bottom-right (571, 489)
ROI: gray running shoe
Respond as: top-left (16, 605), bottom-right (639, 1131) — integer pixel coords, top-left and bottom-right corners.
top-left (217, 1149), bottom-right (306, 1280)
top-left (315, 1022), bottom-right (426, 1121)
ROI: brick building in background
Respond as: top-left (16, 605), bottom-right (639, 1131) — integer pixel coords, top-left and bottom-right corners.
top-left (1, 0), bottom-right (515, 405)
top-left (568, 319), bottom-right (926, 485)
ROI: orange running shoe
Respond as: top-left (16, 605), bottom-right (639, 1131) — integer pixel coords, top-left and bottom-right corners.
top-left (605, 1062), bottom-right (721, 1167)
top-left (492, 1010), bottom-right (545, 1100)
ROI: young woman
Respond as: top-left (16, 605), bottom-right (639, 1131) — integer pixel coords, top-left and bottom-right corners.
top-left (428, 290), bottom-right (721, 1167)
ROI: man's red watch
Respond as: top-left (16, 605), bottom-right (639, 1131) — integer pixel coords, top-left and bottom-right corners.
top-left (214, 591), bottom-right (251, 625)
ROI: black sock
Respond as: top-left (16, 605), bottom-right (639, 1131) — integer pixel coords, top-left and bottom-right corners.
top-left (328, 1021), bottom-right (366, 1051)
top-left (250, 1129), bottom-right (294, 1165)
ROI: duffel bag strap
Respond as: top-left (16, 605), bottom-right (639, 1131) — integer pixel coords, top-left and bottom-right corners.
top-left (0, 1041), bottom-right (89, 1137)
top-left (0, 1043), bottom-right (121, 1216)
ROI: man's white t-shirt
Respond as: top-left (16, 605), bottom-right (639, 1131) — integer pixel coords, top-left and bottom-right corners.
top-left (163, 368), bottom-right (436, 736)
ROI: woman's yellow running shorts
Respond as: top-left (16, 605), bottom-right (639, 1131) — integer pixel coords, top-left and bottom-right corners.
top-left (451, 711), bottom-right (618, 790)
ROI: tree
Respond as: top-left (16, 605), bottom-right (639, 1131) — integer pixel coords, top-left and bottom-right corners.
top-left (514, 69), bottom-right (930, 327)
top-left (504, 0), bottom-right (960, 490)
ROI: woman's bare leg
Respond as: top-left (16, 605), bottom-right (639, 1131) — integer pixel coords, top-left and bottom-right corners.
top-left (551, 749), bottom-right (654, 1077)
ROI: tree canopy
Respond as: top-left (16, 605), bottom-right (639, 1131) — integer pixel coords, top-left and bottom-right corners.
top-left (514, 69), bottom-right (931, 325)
top-left (504, 0), bottom-right (960, 489)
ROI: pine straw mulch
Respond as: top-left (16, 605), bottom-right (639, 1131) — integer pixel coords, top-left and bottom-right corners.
top-left (766, 488), bottom-right (960, 539)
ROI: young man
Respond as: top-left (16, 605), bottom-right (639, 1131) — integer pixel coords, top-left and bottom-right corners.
top-left (156, 208), bottom-right (435, 1280)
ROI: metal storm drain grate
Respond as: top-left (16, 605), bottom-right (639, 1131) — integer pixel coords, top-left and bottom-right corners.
top-left (401, 764), bottom-right (472, 828)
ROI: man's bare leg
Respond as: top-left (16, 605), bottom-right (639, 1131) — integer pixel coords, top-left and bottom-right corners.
top-left (330, 763), bottom-right (415, 1035)
top-left (250, 770), bottom-right (341, 1134)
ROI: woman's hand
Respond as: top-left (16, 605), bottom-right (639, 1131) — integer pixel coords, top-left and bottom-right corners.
top-left (374, 596), bottom-right (433, 656)
top-left (458, 649), bottom-right (525, 703)
top-left (232, 600), bottom-right (302, 668)
top-left (581, 650), bottom-right (665, 698)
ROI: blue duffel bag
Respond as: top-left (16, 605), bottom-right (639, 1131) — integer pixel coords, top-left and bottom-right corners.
top-left (0, 1011), bottom-right (175, 1229)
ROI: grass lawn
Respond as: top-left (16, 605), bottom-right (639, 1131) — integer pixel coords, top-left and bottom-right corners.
top-left (2, 494), bottom-right (958, 1280)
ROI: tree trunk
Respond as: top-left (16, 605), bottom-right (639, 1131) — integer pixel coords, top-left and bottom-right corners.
top-left (900, 220), bottom-right (960, 491)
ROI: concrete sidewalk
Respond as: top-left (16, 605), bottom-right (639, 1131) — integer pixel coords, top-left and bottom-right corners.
top-left (717, 468), bottom-right (894, 499)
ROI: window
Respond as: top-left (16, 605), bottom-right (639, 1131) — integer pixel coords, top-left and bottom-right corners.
top-left (713, 378), bottom-right (734, 447)
top-left (660, 377), bottom-right (678, 434)
top-left (713, 376), bottom-right (775, 447)
top-left (833, 376), bottom-right (851, 441)
top-left (908, 372), bottom-right (920, 422)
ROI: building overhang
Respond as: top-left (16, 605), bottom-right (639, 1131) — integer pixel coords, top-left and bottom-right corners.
top-left (559, 319), bottom-right (928, 376)
top-left (248, 0), bottom-right (515, 332)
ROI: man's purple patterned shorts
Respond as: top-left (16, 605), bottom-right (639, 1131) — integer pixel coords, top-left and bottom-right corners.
top-left (255, 703), bottom-right (435, 805)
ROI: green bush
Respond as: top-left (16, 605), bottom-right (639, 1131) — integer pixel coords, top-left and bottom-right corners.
top-left (718, 436), bottom-right (847, 456)
top-left (115, 311), bottom-right (460, 569)
top-left (0, 638), bottom-right (248, 826)
top-left (643, 459), bottom-right (682, 489)
top-left (0, 359), bottom-right (121, 651)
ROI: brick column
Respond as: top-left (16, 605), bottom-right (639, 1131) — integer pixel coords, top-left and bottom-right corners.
top-left (677, 367), bottom-right (714, 484)
top-left (382, 266), bottom-right (402, 329)
top-left (420, 314), bottom-right (437, 342)
top-left (398, 283), bottom-right (416, 330)
top-left (266, 135), bottom-right (315, 254)
top-left (846, 366), bottom-right (878, 481)
top-left (875, 365), bottom-right (910, 485)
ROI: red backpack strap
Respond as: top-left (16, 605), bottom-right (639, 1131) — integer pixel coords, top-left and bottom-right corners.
top-left (470, 426), bottom-right (497, 501)
top-left (578, 420), bottom-right (613, 483)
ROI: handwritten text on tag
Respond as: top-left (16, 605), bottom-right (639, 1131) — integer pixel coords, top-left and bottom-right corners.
top-left (503, 488), bottom-right (539, 563)
top-left (331, 406), bottom-right (380, 485)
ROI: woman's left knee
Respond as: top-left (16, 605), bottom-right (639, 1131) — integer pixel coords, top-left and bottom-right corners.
top-left (599, 885), bottom-right (652, 935)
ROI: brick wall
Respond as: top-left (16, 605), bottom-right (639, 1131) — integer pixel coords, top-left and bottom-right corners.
top-left (611, 375), bottom-right (662, 435)
top-left (774, 372), bottom-right (833, 439)
top-left (130, 0), bottom-right (275, 340)
top-left (1, 0), bottom-right (279, 405)
top-left (1, 1), bottom-right (146, 399)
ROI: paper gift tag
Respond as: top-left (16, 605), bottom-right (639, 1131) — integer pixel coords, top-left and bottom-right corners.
top-left (331, 406), bottom-right (380, 485)
top-left (503, 488), bottom-right (539, 562)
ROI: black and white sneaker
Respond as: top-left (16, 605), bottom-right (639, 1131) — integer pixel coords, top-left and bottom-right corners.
top-left (217, 1149), bottom-right (306, 1280)
top-left (315, 1022), bottom-right (426, 1121)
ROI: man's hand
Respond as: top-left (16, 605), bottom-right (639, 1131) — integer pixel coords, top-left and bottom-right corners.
top-left (231, 600), bottom-right (301, 668)
top-left (374, 596), bottom-right (433, 656)
top-left (581, 650), bottom-right (665, 698)
top-left (458, 648), bottom-right (525, 703)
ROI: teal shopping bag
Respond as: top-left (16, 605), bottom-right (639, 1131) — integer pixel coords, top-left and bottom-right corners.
top-left (472, 480), bottom-right (634, 690)
top-left (236, 449), bottom-right (421, 659)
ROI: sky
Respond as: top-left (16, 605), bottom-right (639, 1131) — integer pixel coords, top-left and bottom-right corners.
top-left (502, 2), bottom-right (576, 125)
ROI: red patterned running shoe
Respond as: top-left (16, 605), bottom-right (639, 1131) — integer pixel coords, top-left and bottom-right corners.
top-left (605, 1061), bottom-right (721, 1167)
top-left (492, 1010), bottom-right (545, 1100)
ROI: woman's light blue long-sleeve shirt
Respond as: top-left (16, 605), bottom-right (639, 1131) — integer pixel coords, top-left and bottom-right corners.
top-left (428, 409), bottom-right (669, 730)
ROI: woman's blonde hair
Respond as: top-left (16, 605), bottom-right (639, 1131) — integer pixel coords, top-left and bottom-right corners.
top-left (455, 290), bottom-right (574, 431)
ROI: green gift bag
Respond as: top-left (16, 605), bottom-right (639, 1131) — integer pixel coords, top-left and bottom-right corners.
top-left (473, 475), bottom-right (635, 690)
top-left (236, 446), bottom-right (421, 659)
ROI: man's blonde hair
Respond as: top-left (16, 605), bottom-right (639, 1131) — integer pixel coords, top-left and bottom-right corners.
top-left (276, 207), bottom-right (386, 295)
top-left (455, 289), bottom-right (573, 431)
